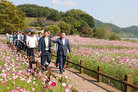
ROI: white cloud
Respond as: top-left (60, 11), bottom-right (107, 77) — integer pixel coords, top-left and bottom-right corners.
top-left (52, 0), bottom-right (76, 6)
top-left (52, 0), bottom-right (62, 4)
top-left (64, 0), bottom-right (76, 6)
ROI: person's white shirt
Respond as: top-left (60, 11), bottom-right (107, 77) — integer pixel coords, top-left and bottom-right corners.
top-left (27, 36), bottom-right (37, 48)
top-left (9, 35), bottom-right (12, 43)
top-left (6, 33), bottom-right (9, 40)
top-left (26, 35), bottom-right (29, 41)
top-left (37, 36), bottom-right (41, 41)
top-left (54, 43), bottom-right (58, 51)
top-left (17, 34), bottom-right (20, 40)
top-left (62, 38), bottom-right (65, 45)
top-left (45, 37), bottom-right (49, 50)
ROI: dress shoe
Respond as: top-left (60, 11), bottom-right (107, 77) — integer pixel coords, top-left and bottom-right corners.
top-left (60, 71), bottom-right (63, 74)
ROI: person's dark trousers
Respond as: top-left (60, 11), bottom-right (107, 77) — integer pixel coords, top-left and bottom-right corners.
top-left (28, 48), bottom-right (35, 60)
top-left (56, 58), bottom-right (59, 66)
top-left (41, 50), bottom-right (51, 67)
top-left (23, 44), bottom-right (27, 52)
top-left (16, 40), bottom-right (20, 49)
top-left (20, 41), bottom-right (24, 50)
top-left (27, 48), bottom-right (35, 69)
top-left (59, 55), bottom-right (66, 73)
top-left (27, 47), bottom-right (29, 56)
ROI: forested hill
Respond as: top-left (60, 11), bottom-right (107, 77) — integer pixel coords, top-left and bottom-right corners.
top-left (17, 4), bottom-right (138, 37)
top-left (94, 19), bottom-right (138, 37)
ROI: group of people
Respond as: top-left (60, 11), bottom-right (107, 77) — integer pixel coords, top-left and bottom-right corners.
top-left (6, 30), bottom-right (72, 74)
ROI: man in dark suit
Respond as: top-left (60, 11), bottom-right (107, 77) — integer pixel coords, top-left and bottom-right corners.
top-left (52, 32), bottom-right (72, 74)
top-left (23, 32), bottom-right (27, 51)
top-left (38, 30), bottom-right (52, 68)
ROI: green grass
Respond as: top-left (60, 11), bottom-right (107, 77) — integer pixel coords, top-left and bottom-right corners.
top-left (25, 17), bottom-right (36, 24)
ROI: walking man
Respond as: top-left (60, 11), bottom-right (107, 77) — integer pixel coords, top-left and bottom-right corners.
top-left (38, 30), bottom-right (52, 68)
top-left (26, 32), bottom-right (37, 62)
top-left (52, 32), bottom-right (72, 74)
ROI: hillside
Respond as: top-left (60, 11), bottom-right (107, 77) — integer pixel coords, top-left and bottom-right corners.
top-left (94, 19), bottom-right (138, 37)
top-left (17, 4), bottom-right (138, 37)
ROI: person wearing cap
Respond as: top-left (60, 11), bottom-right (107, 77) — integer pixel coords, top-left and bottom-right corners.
top-left (26, 32), bottom-right (37, 67)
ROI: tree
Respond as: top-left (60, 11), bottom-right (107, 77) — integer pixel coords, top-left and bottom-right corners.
top-left (80, 27), bottom-right (93, 38)
top-left (64, 9), bottom-right (95, 28)
top-left (0, 0), bottom-right (28, 33)
top-left (47, 9), bottom-right (61, 21)
top-left (35, 17), bottom-right (47, 27)
top-left (17, 4), bottom-right (62, 21)
top-left (109, 32), bottom-right (121, 40)
top-left (65, 9), bottom-right (87, 17)
top-left (58, 21), bottom-right (71, 35)
top-left (47, 25), bottom-right (60, 35)
top-left (80, 14), bottom-right (95, 28)
top-left (94, 26), bottom-right (119, 40)
top-left (62, 16), bottom-right (80, 34)
top-left (94, 28), bottom-right (108, 39)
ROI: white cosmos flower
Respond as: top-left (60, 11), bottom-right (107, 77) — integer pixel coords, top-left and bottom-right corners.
top-left (62, 83), bottom-right (66, 87)
top-left (0, 78), bottom-right (3, 81)
top-left (21, 78), bottom-right (25, 81)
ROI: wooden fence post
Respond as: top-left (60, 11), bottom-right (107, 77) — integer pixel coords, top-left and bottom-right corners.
top-left (36, 61), bottom-right (40, 69)
top-left (46, 67), bottom-right (51, 83)
top-left (51, 51), bottom-right (54, 60)
top-left (97, 66), bottom-right (102, 82)
top-left (124, 75), bottom-right (131, 92)
top-left (67, 56), bottom-right (71, 68)
top-left (80, 60), bottom-right (84, 74)
top-left (29, 56), bottom-right (33, 69)
top-left (20, 50), bottom-right (23, 57)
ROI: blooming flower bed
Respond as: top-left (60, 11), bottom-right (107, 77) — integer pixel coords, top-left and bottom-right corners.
top-left (0, 36), bottom-right (73, 92)
top-left (64, 36), bottom-right (138, 91)
top-left (66, 35), bottom-right (138, 48)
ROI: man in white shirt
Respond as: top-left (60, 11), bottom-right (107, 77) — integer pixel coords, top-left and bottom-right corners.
top-left (38, 30), bottom-right (52, 68)
top-left (26, 32), bottom-right (37, 67)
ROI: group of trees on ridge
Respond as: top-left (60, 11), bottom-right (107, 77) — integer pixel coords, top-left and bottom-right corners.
top-left (0, 0), bottom-right (120, 40)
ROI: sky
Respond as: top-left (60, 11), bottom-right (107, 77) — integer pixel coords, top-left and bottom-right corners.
top-left (8, 0), bottom-right (138, 28)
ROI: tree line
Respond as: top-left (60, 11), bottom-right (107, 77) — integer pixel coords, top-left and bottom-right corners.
top-left (0, 1), bottom-right (120, 40)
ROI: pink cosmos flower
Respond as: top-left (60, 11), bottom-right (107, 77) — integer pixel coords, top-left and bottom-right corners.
top-left (67, 85), bottom-right (72, 89)
top-left (131, 73), bottom-right (135, 75)
top-left (11, 89), bottom-right (18, 92)
top-left (31, 69), bottom-right (34, 73)
top-left (2, 81), bottom-right (6, 85)
top-left (0, 66), bottom-right (2, 69)
top-left (31, 87), bottom-right (35, 91)
top-left (65, 88), bottom-right (70, 92)
top-left (51, 82), bottom-right (56, 87)
top-left (19, 87), bottom-right (24, 92)
top-left (15, 71), bottom-right (18, 75)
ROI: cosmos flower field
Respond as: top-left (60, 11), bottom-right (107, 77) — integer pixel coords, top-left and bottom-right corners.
top-left (65, 36), bottom-right (138, 91)
top-left (0, 36), bottom-right (73, 92)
